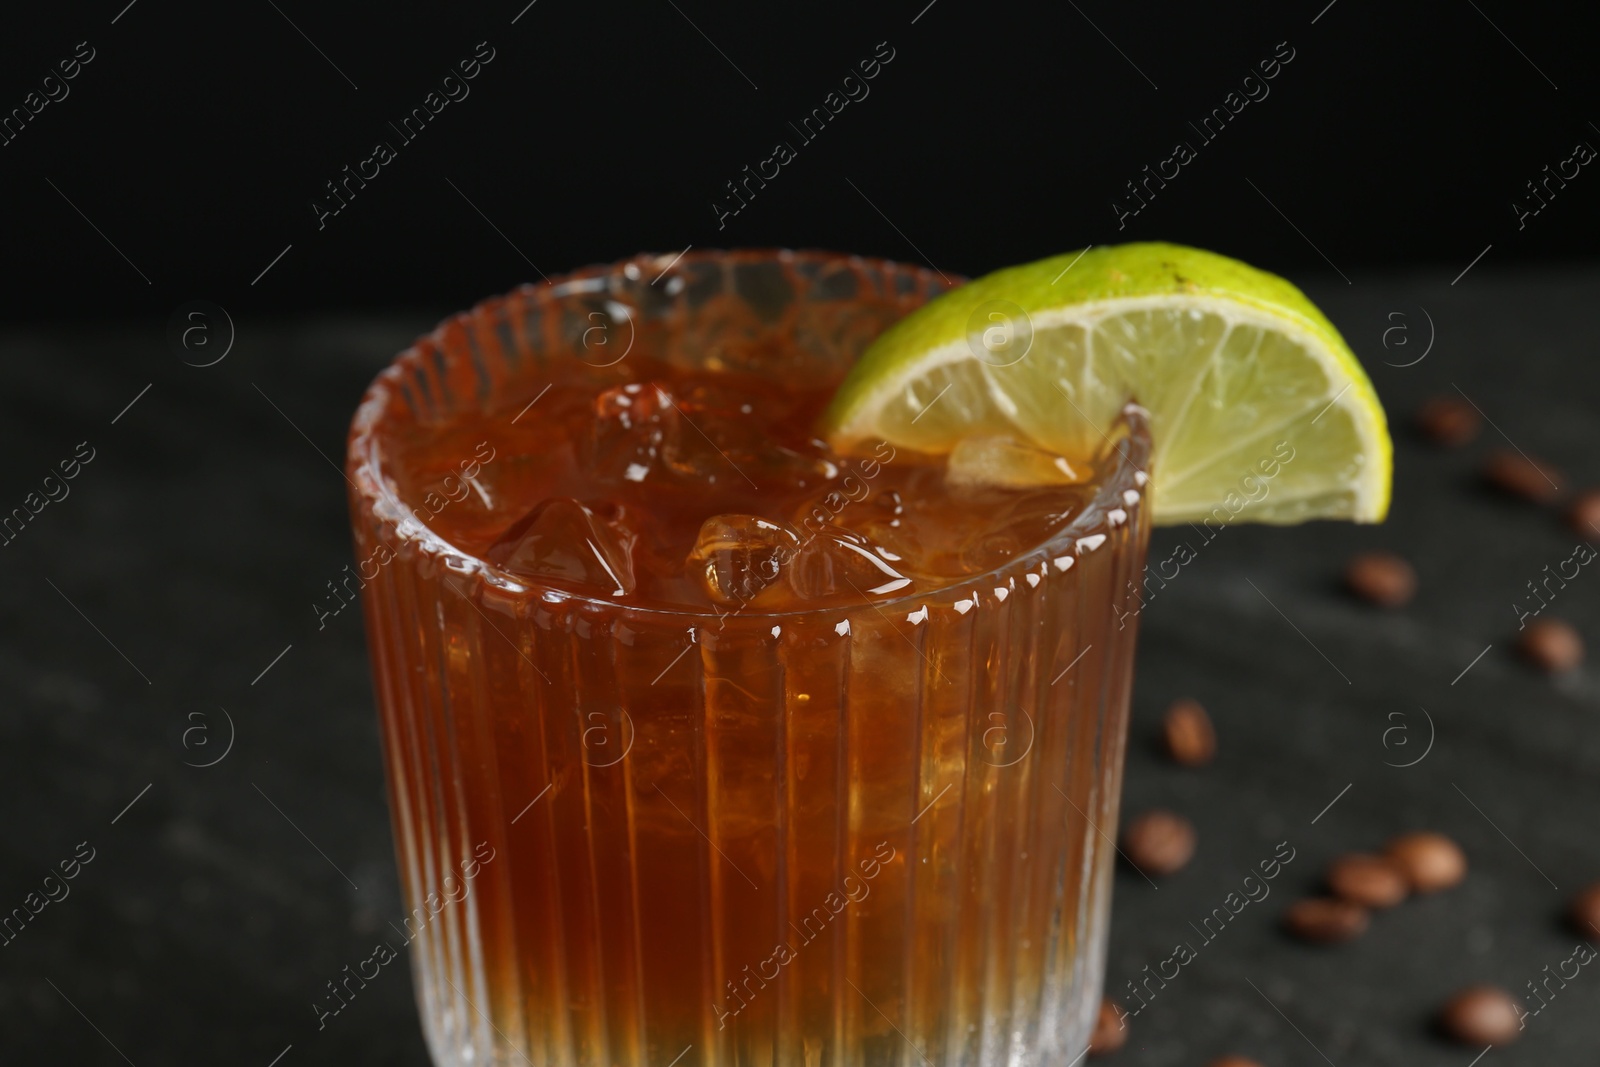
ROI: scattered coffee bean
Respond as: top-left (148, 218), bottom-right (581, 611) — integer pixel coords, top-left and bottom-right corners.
top-left (1518, 617), bottom-right (1584, 673)
top-left (1384, 832), bottom-right (1467, 893)
top-left (1283, 897), bottom-right (1369, 943)
top-left (1567, 883), bottom-right (1600, 939)
top-left (1206, 1058), bottom-right (1266, 1067)
top-left (1327, 853), bottom-right (1409, 909)
top-left (1414, 395), bottom-right (1481, 446)
top-left (1438, 985), bottom-right (1522, 1047)
top-left (1121, 810), bottom-right (1196, 877)
top-left (1569, 490), bottom-right (1600, 541)
top-left (1162, 698), bottom-right (1216, 766)
top-left (1087, 997), bottom-right (1127, 1055)
top-left (1482, 449), bottom-right (1563, 504)
top-left (1344, 550), bottom-right (1418, 608)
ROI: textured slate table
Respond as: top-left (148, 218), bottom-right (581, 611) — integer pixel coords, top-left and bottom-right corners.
top-left (2, 264), bottom-right (1596, 1065)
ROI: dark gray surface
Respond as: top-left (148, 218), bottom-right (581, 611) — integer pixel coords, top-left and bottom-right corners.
top-left (1, 264), bottom-right (1596, 1065)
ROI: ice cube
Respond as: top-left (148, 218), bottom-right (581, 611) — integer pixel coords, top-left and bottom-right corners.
top-left (793, 485), bottom-right (931, 572)
top-left (590, 382), bottom-right (679, 484)
top-left (486, 497), bottom-right (637, 596)
top-left (957, 487), bottom-right (1086, 574)
top-left (945, 435), bottom-right (1091, 489)
top-left (790, 524), bottom-right (913, 600)
top-left (591, 380), bottom-right (832, 492)
top-left (407, 462), bottom-right (512, 548)
top-left (686, 515), bottom-right (803, 607)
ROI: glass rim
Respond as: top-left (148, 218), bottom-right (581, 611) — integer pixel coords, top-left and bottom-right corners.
top-left (347, 248), bottom-right (1153, 623)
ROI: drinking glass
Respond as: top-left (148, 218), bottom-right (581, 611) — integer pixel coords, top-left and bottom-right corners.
top-left (346, 250), bottom-right (1151, 1067)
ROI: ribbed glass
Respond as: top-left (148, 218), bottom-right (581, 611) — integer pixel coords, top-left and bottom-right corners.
top-left (347, 251), bottom-right (1151, 1067)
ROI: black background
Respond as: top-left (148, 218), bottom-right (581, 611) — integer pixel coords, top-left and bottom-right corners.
top-left (3, 2), bottom-right (1600, 1066)
top-left (0, 0), bottom-right (1596, 321)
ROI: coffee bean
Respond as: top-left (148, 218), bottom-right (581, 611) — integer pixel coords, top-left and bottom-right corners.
top-left (1162, 698), bottom-right (1216, 766)
top-left (1567, 883), bottom-right (1600, 939)
top-left (1283, 897), bottom-right (1368, 943)
top-left (1344, 551), bottom-right (1418, 608)
top-left (1518, 618), bottom-right (1584, 673)
top-left (1438, 986), bottom-right (1522, 1046)
top-left (1482, 449), bottom-right (1563, 504)
top-left (1569, 490), bottom-right (1600, 541)
top-left (1087, 997), bottom-right (1127, 1055)
top-left (1120, 810), bottom-right (1196, 877)
top-left (1384, 832), bottom-right (1467, 893)
top-left (1327, 853), bottom-right (1409, 908)
top-left (1414, 396), bottom-right (1482, 446)
top-left (1205, 1058), bottom-right (1266, 1067)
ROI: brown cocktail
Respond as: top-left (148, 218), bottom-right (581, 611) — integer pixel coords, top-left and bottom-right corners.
top-left (347, 250), bottom-right (1150, 1067)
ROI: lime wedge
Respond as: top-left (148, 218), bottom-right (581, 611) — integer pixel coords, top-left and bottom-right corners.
top-left (822, 243), bottom-right (1391, 524)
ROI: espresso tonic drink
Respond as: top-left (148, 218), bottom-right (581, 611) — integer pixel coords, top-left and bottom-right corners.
top-left (347, 251), bottom-right (1151, 1067)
